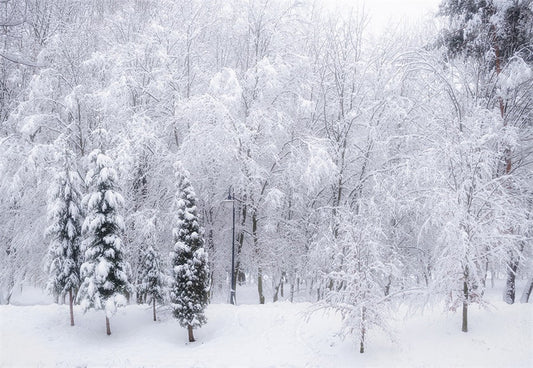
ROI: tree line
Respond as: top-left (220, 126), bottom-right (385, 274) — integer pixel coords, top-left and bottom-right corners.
top-left (0, 0), bottom-right (531, 352)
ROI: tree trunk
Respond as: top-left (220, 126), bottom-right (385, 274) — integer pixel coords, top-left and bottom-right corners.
top-left (136, 291), bottom-right (144, 304)
top-left (462, 279), bottom-right (468, 333)
top-left (106, 316), bottom-right (111, 336)
top-left (360, 306), bottom-right (366, 353)
top-left (384, 275), bottom-right (392, 296)
top-left (252, 211), bottom-right (264, 305)
top-left (208, 271), bottom-right (214, 301)
top-left (290, 282), bottom-right (294, 302)
top-left (188, 325), bottom-right (195, 342)
top-left (273, 276), bottom-right (283, 302)
top-left (69, 289), bottom-right (74, 326)
top-left (504, 257), bottom-right (520, 304)
top-left (258, 268), bottom-right (265, 304)
top-left (520, 277), bottom-right (533, 303)
top-left (233, 261), bottom-right (240, 293)
top-left (238, 271), bottom-right (246, 285)
top-left (152, 298), bottom-right (156, 321)
top-left (481, 255), bottom-right (490, 296)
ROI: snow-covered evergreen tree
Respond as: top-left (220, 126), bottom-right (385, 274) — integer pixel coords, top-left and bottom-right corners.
top-left (77, 149), bottom-right (130, 335)
top-left (137, 243), bottom-right (166, 321)
top-left (440, 0), bottom-right (532, 61)
top-left (169, 162), bottom-right (209, 342)
top-left (45, 150), bottom-right (83, 326)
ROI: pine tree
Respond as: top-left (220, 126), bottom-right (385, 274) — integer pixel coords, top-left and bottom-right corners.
top-left (137, 243), bottom-right (166, 321)
top-left (77, 149), bottom-right (130, 335)
top-left (45, 150), bottom-right (83, 326)
top-left (169, 163), bottom-right (209, 342)
top-left (439, 0), bottom-right (532, 63)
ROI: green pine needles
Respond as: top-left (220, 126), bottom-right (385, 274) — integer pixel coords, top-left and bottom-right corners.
top-left (169, 162), bottom-right (209, 342)
top-left (77, 149), bottom-right (130, 334)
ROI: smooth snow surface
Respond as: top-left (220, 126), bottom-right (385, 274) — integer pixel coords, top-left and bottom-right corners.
top-left (1, 288), bottom-right (532, 367)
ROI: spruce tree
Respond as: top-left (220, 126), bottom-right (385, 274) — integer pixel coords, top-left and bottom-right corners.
top-left (137, 243), bottom-right (166, 321)
top-left (46, 150), bottom-right (83, 326)
top-left (77, 149), bottom-right (130, 335)
top-left (439, 0), bottom-right (532, 63)
top-left (169, 163), bottom-right (209, 342)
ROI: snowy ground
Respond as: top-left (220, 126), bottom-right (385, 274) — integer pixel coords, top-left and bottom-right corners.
top-left (0, 284), bottom-right (531, 367)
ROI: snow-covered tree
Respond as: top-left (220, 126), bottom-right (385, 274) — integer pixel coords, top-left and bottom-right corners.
top-left (137, 243), bottom-right (166, 321)
top-left (439, 0), bottom-right (533, 305)
top-left (439, 0), bottom-right (532, 63)
top-left (169, 163), bottom-right (209, 342)
top-left (315, 208), bottom-right (395, 354)
top-left (77, 149), bottom-right (130, 335)
top-left (45, 150), bottom-right (83, 326)
top-left (402, 47), bottom-right (531, 331)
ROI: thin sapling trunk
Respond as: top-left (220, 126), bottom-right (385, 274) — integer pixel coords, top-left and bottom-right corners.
top-left (106, 316), bottom-right (111, 336)
top-left (462, 279), bottom-right (468, 333)
top-left (360, 306), bottom-right (366, 353)
top-left (69, 289), bottom-right (74, 326)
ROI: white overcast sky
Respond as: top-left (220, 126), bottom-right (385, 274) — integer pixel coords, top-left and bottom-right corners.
top-left (323, 0), bottom-right (442, 33)
top-left (367, 0), bottom-right (441, 27)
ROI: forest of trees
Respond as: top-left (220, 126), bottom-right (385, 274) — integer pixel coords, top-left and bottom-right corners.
top-left (0, 0), bottom-right (531, 351)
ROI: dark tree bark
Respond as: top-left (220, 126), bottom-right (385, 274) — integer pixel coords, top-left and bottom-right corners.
top-left (258, 268), bottom-right (265, 304)
top-left (360, 306), bottom-right (366, 353)
top-left (188, 325), bottom-right (195, 342)
top-left (273, 276), bottom-right (283, 302)
top-left (238, 271), bottom-right (246, 285)
top-left (290, 282), bottom-right (294, 302)
top-left (69, 289), bottom-right (74, 326)
top-left (520, 277), bottom-right (533, 303)
top-left (504, 257), bottom-right (520, 304)
top-left (252, 212), bottom-right (264, 304)
top-left (208, 271), bottom-right (214, 301)
top-left (232, 203), bottom-right (247, 293)
top-left (106, 316), bottom-right (111, 336)
top-left (153, 298), bottom-right (156, 321)
top-left (462, 279), bottom-right (468, 333)
top-left (384, 275), bottom-right (392, 296)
